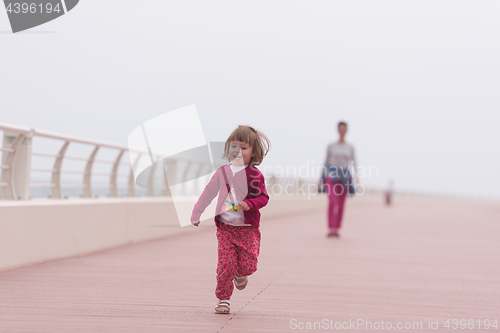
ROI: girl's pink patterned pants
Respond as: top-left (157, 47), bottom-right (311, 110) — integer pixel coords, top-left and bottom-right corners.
top-left (215, 222), bottom-right (261, 300)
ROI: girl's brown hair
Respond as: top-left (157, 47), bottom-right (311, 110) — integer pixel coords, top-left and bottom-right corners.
top-left (223, 125), bottom-right (271, 166)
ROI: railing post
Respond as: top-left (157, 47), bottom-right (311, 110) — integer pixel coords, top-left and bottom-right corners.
top-left (1, 131), bottom-right (32, 200)
top-left (128, 153), bottom-right (142, 197)
top-left (163, 158), bottom-right (178, 196)
top-left (51, 141), bottom-right (70, 199)
top-left (110, 149), bottom-right (124, 197)
top-left (147, 155), bottom-right (157, 197)
top-left (161, 158), bottom-right (173, 197)
top-left (192, 163), bottom-right (209, 196)
top-left (181, 162), bottom-right (193, 196)
top-left (83, 146), bottom-right (99, 198)
top-left (267, 175), bottom-right (275, 195)
top-left (296, 178), bottom-right (303, 195)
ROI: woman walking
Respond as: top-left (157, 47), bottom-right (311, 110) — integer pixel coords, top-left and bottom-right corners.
top-left (321, 121), bottom-right (358, 238)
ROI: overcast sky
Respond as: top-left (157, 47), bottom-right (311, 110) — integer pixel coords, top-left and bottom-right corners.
top-left (1, 0), bottom-right (499, 199)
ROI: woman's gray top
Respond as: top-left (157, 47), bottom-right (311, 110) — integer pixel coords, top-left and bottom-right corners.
top-left (324, 142), bottom-right (357, 173)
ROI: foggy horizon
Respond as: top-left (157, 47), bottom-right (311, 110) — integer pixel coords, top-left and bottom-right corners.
top-left (2, 0), bottom-right (499, 199)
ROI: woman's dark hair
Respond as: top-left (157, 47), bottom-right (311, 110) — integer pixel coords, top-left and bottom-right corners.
top-left (338, 121), bottom-right (347, 128)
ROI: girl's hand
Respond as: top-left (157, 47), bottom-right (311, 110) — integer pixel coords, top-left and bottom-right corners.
top-left (240, 201), bottom-right (250, 211)
top-left (191, 220), bottom-right (200, 227)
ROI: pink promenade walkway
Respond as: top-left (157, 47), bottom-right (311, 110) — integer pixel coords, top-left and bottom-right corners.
top-left (1, 195), bottom-right (499, 333)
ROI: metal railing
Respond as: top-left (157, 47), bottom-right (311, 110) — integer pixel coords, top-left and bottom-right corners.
top-left (0, 122), bottom-right (199, 200)
top-left (0, 122), bottom-right (315, 200)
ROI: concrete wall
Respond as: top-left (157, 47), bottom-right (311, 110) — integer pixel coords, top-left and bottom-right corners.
top-left (0, 195), bottom-right (326, 271)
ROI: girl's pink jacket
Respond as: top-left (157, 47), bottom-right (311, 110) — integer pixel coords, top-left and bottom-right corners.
top-left (191, 164), bottom-right (269, 227)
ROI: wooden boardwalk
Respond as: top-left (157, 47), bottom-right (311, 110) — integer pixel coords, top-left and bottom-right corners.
top-left (1, 195), bottom-right (499, 332)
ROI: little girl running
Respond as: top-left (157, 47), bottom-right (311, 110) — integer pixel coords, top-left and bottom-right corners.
top-left (191, 125), bottom-right (271, 314)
